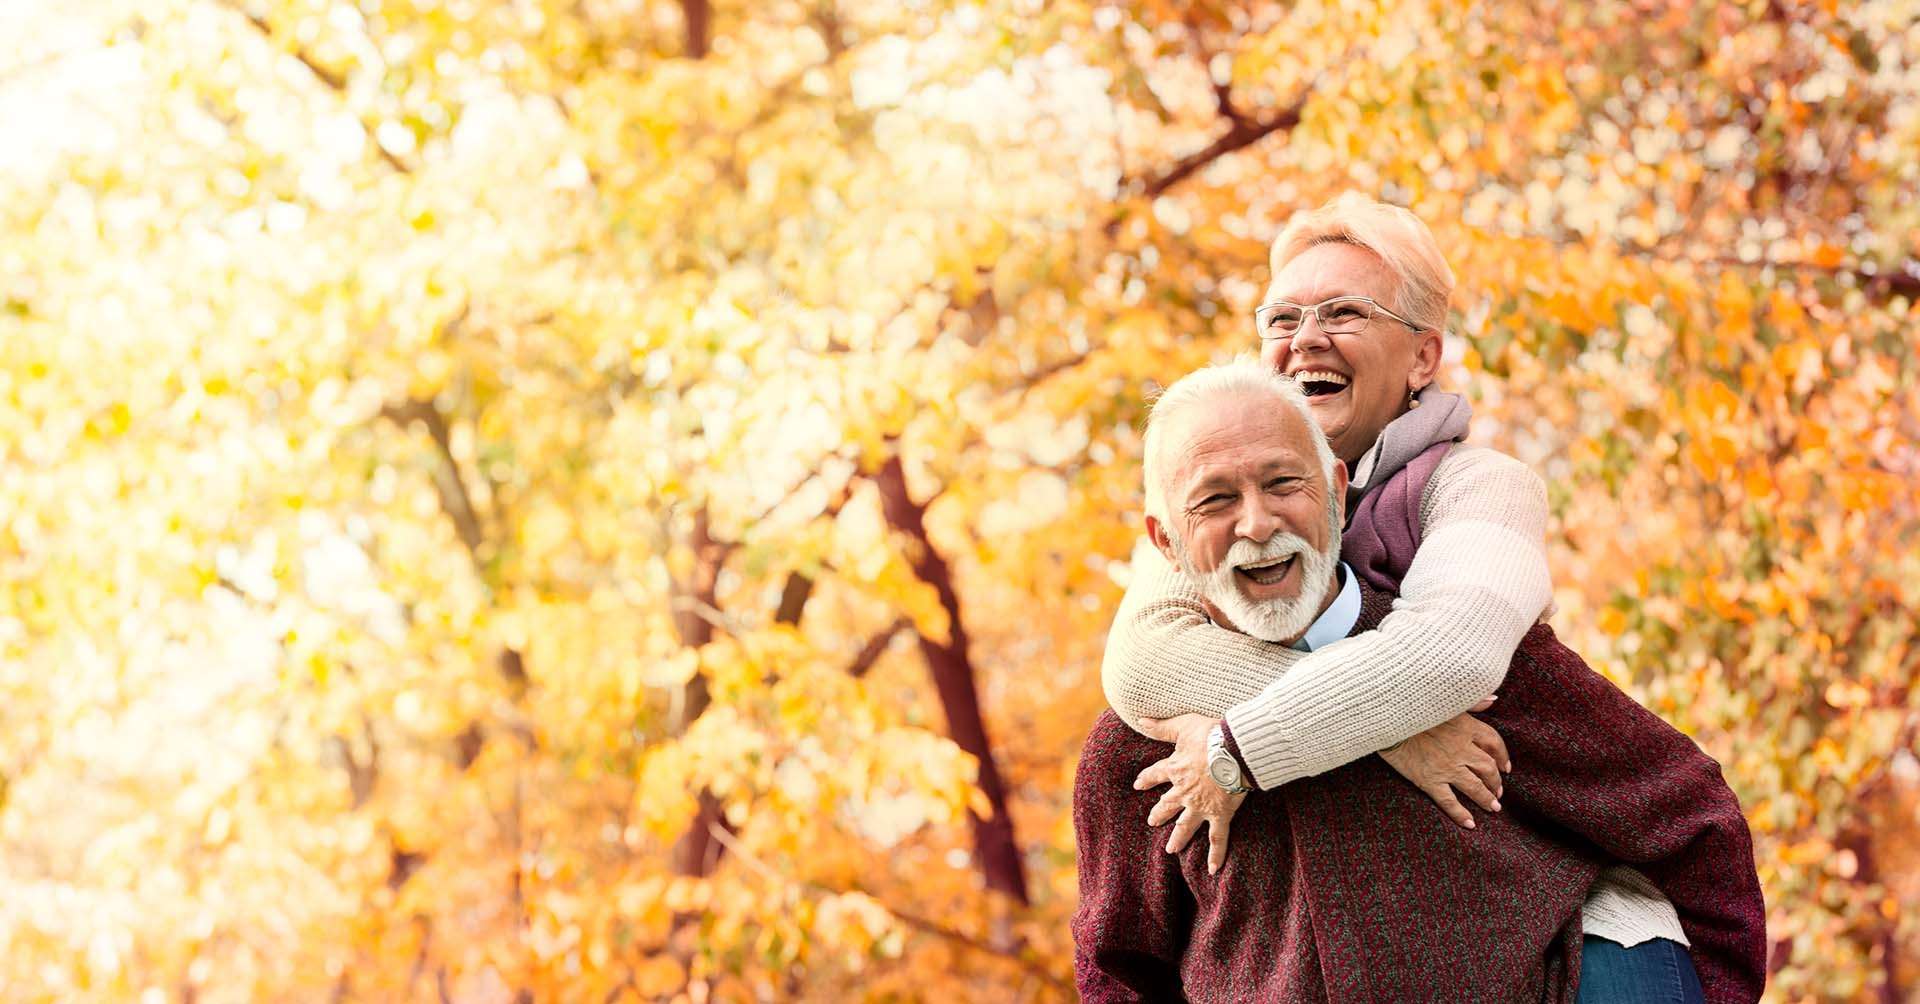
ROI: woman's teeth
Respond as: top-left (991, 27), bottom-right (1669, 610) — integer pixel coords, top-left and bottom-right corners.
top-left (1293, 370), bottom-right (1350, 398)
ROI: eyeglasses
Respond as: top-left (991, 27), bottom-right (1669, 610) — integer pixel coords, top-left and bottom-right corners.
top-left (1253, 296), bottom-right (1424, 341)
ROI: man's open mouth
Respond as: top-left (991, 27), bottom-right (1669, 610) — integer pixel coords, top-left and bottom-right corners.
top-left (1236, 556), bottom-right (1296, 586)
top-left (1294, 369), bottom-right (1350, 398)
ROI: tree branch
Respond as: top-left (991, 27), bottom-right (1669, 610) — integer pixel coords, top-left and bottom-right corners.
top-left (1179, 8), bottom-right (1245, 128)
top-left (666, 504), bottom-right (733, 899)
top-left (380, 398), bottom-right (487, 569)
top-left (871, 454), bottom-right (1029, 904)
top-left (224, 3), bottom-right (414, 174)
top-left (761, 469), bottom-right (859, 631)
top-left (1620, 247), bottom-right (1920, 301)
top-left (774, 572), bottom-right (814, 627)
top-left (680, 0), bottom-right (712, 59)
top-left (333, 710), bottom-right (383, 811)
top-left (1130, 85), bottom-right (1311, 203)
top-left (740, 454), bottom-right (858, 532)
top-left (812, 1), bottom-right (848, 60)
top-left (848, 617), bottom-right (912, 678)
top-left (233, 7), bottom-right (344, 90)
top-left (704, 822), bottom-right (1067, 991)
top-left (405, 918), bottom-right (435, 1000)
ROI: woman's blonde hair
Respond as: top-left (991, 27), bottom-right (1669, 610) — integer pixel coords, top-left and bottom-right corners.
top-left (1268, 193), bottom-right (1455, 334)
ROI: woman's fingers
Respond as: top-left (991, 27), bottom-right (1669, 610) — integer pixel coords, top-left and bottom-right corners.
top-left (1147, 791), bottom-right (1182, 828)
top-left (1207, 813), bottom-right (1234, 875)
top-left (1422, 784), bottom-right (1476, 828)
top-left (1166, 808), bottom-right (1204, 854)
top-left (1466, 752), bottom-right (1504, 802)
top-left (1132, 762), bottom-right (1167, 791)
top-left (1471, 721), bottom-right (1512, 774)
top-left (1451, 767), bottom-right (1502, 814)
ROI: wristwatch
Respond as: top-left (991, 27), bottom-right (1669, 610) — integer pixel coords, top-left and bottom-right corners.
top-left (1206, 724), bottom-right (1251, 794)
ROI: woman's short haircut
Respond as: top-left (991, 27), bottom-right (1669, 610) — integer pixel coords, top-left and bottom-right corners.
top-left (1268, 193), bottom-right (1455, 335)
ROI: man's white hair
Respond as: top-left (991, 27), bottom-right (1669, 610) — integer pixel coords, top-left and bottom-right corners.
top-left (1141, 355), bottom-right (1338, 526)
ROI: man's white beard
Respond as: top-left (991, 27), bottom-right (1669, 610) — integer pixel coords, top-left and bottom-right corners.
top-left (1173, 513), bottom-right (1340, 644)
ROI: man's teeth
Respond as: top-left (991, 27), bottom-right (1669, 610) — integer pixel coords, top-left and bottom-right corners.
top-left (1237, 556), bottom-right (1296, 585)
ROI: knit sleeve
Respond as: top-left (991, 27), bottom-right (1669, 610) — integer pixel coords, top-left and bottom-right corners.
top-left (1100, 538), bottom-right (1311, 727)
top-left (1100, 445), bottom-right (1555, 789)
top-left (1071, 712), bottom-right (1193, 1003)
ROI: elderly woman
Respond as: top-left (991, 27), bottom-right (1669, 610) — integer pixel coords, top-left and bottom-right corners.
top-left (1102, 195), bottom-right (1762, 1003)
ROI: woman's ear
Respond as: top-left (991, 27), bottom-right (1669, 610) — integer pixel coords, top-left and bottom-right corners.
top-left (1331, 460), bottom-right (1349, 522)
top-left (1408, 328), bottom-right (1444, 390)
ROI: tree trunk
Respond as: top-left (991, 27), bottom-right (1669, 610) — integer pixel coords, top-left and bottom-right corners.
top-left (669, 506), bottom-right (726, 877)
top-left (679, 0), bottom-right (711, 59)
top-left (873, 455), bottom-right (1030, 905)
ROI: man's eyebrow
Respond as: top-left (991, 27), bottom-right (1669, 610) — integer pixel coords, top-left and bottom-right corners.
top-left (1180, 468), bottom-right (1240, 501)
top-left (1183, 473), bottom-right (1232, 499)
top-left (1244, 456), bottom-right (1306, 478)
top-left (1182, 459), bottom-right (1307, 502)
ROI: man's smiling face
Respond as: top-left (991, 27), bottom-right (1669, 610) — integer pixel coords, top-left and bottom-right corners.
top-left (1148, 390), bottom-right (1346, 644)
top-left (1258, 241), bottom-right (1442, 466)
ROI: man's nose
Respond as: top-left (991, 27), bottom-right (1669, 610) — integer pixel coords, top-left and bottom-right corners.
top-left (1235, 496), bottom-right (1280, 542)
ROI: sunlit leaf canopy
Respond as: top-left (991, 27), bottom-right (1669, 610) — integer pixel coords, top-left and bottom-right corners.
top-left (2, 0), bottom-right (1916, 1001)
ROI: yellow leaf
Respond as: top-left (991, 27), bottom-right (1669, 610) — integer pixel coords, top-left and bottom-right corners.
top-left (633, 956), bottom-right (685, 997)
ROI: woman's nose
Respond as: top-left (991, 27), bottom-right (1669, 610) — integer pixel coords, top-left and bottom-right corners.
top-left (1288, 312), bottom-right (1333, 352)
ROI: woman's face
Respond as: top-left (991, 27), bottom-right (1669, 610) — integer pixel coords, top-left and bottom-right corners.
top-left (1257, 242), bottom-right (1443, 465)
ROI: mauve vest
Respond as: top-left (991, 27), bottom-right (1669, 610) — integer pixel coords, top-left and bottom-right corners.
top-left (1342, 439), bottom-right (1454, 593)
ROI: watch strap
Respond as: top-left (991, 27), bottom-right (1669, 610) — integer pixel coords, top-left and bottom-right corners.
top-left (1217, 719), bottom-right (1254, 785)
top-left (1207, 725), bottom-right (1251, 794)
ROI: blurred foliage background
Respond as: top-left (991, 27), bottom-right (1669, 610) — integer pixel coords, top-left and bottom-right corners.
top-left (2, 0), bottom-right (1917, 1001)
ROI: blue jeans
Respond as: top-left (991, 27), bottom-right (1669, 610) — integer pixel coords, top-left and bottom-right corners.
top-left (1577, 936), bottom-right (1704, 1004)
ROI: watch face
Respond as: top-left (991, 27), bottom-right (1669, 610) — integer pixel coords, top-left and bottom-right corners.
top-left (1208, 756), bottom-right (1240, 788)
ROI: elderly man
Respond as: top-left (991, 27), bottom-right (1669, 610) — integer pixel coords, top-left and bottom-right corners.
top-left (1072, 359), bottom-right (1762, 1003)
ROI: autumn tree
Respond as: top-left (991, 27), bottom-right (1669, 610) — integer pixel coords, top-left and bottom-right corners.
top-left (2, 1), bottom-right (1915, 1002)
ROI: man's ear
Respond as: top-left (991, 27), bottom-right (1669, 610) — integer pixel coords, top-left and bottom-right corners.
top-left (1146, 514), bottom-right (1181, 570)
top-left (1408, 328), bottom-right (1444, 391)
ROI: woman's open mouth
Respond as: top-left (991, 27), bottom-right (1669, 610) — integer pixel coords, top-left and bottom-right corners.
top-left (1294, 369), bottom-right (1350, 398)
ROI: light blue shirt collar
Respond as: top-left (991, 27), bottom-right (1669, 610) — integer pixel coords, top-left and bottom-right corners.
top-left (1295, 563), bottom-right (1360, 652)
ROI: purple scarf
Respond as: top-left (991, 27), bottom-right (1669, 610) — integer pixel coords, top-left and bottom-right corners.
top-left (1341, 388), bottom-right (1470, 592)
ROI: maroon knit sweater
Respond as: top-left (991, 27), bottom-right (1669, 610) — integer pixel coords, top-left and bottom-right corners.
top-left (1074, 445), bottom-right (1766, 1003)
top-left (1080, 585), bottom-right (1571, 1003)
top-left (1072, 586), bottom-right (1765, 1003)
